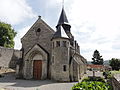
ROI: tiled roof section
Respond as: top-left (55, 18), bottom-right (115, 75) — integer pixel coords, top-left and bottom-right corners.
top-left (57, 8), bottom-right (69, 25)
top-left (87, 64), bottom-right (104, 69)
top-left (52, 25), bottom-right (69, 39)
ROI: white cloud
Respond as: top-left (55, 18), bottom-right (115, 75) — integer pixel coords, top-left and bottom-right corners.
top-left (14, 26), bottom-right (30, 49)
top-left (0, 0), bottom-right (36, 25)
top-left (67, 0), bottom-right (120, 60)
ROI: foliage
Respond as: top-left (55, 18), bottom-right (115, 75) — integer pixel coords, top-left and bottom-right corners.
top-left (72, 81), bottom-right (112, 90)
top-left (72, 77), bottom-right (112, 90)
top-left (103, 71), bottom-right (112, 79)
top-left (109, 58), bottom-right (120, 70)
top-left (91, 50), bottom-right (104, 65)
top-left (0, 21), bottom-right (17, 48)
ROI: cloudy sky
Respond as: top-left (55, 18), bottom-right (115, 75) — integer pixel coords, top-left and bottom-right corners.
top-left (0, 0), bottom-right (120, 61)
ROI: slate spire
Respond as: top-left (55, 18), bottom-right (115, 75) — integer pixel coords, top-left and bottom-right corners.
top-left (57, 8), bottom-right (69, 25)
top-left (52, 7), bottom-right (72, 39)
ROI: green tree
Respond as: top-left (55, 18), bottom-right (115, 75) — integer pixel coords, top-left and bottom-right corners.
top-left (91, 50), bottom-right (104, 65)
top-left (109, 58), bottom-right (120, 70)
top-left (0, 21), bottom-right (17, 48)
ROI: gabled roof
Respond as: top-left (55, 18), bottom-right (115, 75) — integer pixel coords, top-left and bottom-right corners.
top-left (57, 8), bottom-right (69, 25)
top-left (21, 16), bottom-right (55, 41)
top-left (52, 25), bottom-right (69, 39)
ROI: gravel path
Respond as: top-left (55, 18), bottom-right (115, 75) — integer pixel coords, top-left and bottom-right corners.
top-left (0, 73), bottom-right (76, 90)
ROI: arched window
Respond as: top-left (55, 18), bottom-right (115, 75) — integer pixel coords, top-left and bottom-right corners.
top-left (56, 41), bottom-right (60, 47)
top-left (52, 42), bottom-right (54, 48)
top-left (63, 65), bottom-right (67, 71)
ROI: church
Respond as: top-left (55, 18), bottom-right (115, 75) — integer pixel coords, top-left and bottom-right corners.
top-left (0, 7), bottom-right (87, 82)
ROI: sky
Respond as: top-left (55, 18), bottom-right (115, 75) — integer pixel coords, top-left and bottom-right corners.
top-left (0, 0), bottom-right (120, 61)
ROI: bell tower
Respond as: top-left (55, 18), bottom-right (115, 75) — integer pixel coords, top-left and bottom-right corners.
top-left (51, 8), bottom-right (71, 81)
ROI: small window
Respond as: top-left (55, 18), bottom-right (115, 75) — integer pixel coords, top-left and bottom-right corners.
top-left (62, 41), bottom-right (67, 47)
top-left (63, 65), bottom-right (67, 71)
top-left (56, 41), bottom-right (60, 47)
top-left (52, 56), bottom-right (54, 64)
top-left (52, 42), bottom-right (54, 48)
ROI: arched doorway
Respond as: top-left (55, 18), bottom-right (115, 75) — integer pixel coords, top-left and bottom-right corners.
top-left (23, 44), bottom-right (48, 80)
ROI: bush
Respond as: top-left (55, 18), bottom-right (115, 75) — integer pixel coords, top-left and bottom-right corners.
top-left (72, 81), bottom-right (112, 90)
top-left (103, 71), bottom-right (112, 79)
top-left (72, 77), bottom-right (112, 90)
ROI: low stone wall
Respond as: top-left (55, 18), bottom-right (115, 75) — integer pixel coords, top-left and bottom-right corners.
top-left (0, 47), bottom-right (21, 69)
top-left (112, 74), bottom-right (120, 90)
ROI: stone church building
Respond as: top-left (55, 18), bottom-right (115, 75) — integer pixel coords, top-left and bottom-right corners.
top-left (0, 8), bottom-right (87, 82)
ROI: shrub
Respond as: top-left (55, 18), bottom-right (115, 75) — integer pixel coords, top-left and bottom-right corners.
top-left (103, 71), bottom-right (112, 79)
top-left (72, 77), bottom-right (112, 90)
top-left (72, 81), bottom-right (112, 90)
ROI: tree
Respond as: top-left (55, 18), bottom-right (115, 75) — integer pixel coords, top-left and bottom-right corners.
top-left (0, 21), bottom-right (17, 48)
top-left (109, 58), bottom-right (120, 70)
top-left (91, 50), bottom-right (103, 65)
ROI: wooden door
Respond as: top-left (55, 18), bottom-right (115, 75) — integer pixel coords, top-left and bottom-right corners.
top-left (33, 60), bottom-right (42, 80)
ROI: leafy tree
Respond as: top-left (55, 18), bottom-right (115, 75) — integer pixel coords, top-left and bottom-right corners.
top-left (0, 21), bottom-right (17, 48)
top-left (109, 58), bottom-right (120, 70)
top-left (91, 50), bottom-right (103, 65)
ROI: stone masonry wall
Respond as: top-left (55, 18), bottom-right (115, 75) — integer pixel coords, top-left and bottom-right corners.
top-left (21, 18), bottom-right (55, 55)
top-left (51, 46), bottom-right (70, 81)
top-left (0, 46), bottom-right (21, 69)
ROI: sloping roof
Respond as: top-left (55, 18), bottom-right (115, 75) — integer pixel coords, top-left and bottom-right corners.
top-left (57, 8), bottom-right (69, 25)
top-left (87, 64), bottom-right (104, 69)
top-left (52, 25), bottom-right (69, 39)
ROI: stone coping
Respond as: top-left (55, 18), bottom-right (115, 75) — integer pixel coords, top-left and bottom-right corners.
top-left (114, 74), bottom-right (120, 83)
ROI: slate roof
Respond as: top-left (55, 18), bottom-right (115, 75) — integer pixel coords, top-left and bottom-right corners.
top-left (57, 8), bottom-right (69, 25)
top-left (52, 25), bottom-right (69, 39)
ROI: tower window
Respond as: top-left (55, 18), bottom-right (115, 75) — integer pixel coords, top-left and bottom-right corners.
top-left (56, 41), bottom-right (60, 47)
top-left (52, 42), bottom-right (54, 48)
top-left (52, 56), bottom-right (54, 64)
top-left (63, 65), bottom-right (67, 71)
top-left (62, 41), bottom-right (67, 47)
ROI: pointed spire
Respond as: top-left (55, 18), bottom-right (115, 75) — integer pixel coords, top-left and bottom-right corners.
top-left (57, 8), bottom-right (69, 26)
top-left (52, 25), bottom-right (69, 39)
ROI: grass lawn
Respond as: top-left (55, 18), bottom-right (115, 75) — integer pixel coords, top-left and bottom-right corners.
top-left (110, 70), bottom-right (120, 75)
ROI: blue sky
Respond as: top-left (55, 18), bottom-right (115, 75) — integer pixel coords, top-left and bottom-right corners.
top-left (1, 0), bottom-right (120, 61)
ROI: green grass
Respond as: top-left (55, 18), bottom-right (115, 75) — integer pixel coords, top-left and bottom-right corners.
top-left (110, 70), bottom-right (120, 75)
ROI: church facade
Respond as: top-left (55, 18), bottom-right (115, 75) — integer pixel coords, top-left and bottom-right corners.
top-left (15, 8), bottom-right (87, 82)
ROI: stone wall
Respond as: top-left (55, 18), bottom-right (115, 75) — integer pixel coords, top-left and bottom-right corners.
top-left (112, 74), bottom-right (120, 90)
top-left (21, 18), bottom-right (55, 55)
top-left (51, 39), bottom-right (70, 81)
top-left (0, 46), bottom-right (21, 69)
